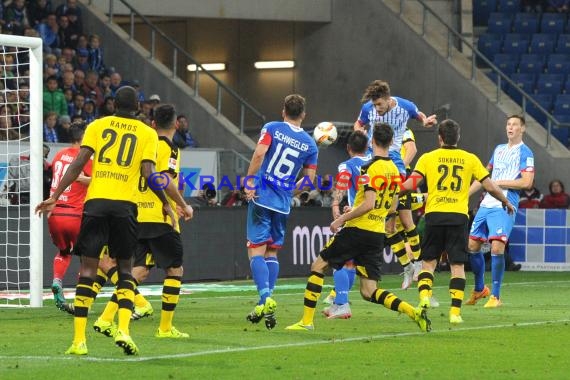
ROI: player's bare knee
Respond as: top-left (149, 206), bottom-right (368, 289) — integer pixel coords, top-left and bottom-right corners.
top-left (132, 266), bottom-right (149, 283)
top-left (166, 266), bottom-right (183, 277)
top-left (310, 256), bottom-right (327, 273)
top-left (468, 239), bottom-right (482, 252)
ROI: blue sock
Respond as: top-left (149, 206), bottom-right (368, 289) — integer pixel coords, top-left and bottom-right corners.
top-left (333, 268), bottom-right (349, 305)
top-left (250, 256), bottom-right (270, 305)
top-left (469, 252), bottom-right (485, 292)
top-left (346, 267), bottom-right (356, 290)
top-left (265, 257), bottom-right (279, 295)
top-left (491, 254), bottom-right (505, 298)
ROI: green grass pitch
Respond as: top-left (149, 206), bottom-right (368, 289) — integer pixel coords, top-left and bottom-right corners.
top-left (1, 272), bottom-right (570, 379)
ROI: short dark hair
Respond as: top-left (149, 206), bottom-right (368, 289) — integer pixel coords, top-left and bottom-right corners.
top-left (176, 114), bottom-right (186, 121)
top-left (153, 104), bottom-right (176, 129)
top-left (69, 124), bottom-right (85, 143)
top-left (283, 94), bottom-right (306, 120)
top-left (347, 131), bottom-right (368, 154)
top-left (114, 86), bottom-right (138, 113)
top-left (438, 119), bottom-right (460, 145)
top-left (361, 80), bottom-right (391, 103)
top-left (372, 123), bottom-right (393, 148)
top-left (507, 114), bottom-right (526, 126)
top-left (46, 75), bottom-right (58, 83)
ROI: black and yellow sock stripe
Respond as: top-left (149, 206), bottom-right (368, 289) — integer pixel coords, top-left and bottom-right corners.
top-left (418, 270), bottom-right (434, 300)
top-left (301, 271), bottom-right (324, 325)
top-left (386, 232), bottom-right (410, 266)
top-left (405, 226), bottom-right (421, 261)
top-left (449, 277), bottom-right (466, 316)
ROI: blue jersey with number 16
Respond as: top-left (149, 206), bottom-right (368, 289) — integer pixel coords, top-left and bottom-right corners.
top-left (253, 121), bottom-right (318, 214)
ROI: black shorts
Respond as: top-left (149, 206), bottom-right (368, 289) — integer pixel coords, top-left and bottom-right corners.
top-left (420, 222), bottom-right (468, 264)
top-left (134, 230), bottom-right (184, 269)
top-left (320, 227), bottom-right (385, 281)
top-left (74, 199), bottom-right (138, 261)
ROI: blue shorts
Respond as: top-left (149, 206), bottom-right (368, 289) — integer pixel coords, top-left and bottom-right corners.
top-left (246, 201), bottom-right (288, 249)
top-left (389, 150), bottom-right (406, 176)
top-left (469, 207), bottom-right (515, 243)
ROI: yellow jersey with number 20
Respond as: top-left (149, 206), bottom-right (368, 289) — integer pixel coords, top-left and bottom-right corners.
top-left (81, 115), bottom-right (158, 203)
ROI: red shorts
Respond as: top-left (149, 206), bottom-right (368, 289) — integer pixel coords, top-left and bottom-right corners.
top-left (48, 213), bottom-right (82, 252)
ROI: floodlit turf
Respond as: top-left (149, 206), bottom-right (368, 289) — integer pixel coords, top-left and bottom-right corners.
top-left (1, 272), bottom-right (570, 379)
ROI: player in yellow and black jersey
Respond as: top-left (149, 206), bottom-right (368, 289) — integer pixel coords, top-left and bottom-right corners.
top-left (286, 123), bottom-right (431, 332)
top-left (400, 119), bottom-right (515, 325)
top-left (36, 86), bottom-right (176, 356)
top-left (94, 104), bottom-right (194, 340)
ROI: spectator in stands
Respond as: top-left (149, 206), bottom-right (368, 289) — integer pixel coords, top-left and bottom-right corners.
top-left (28, 0), bottom-right (52, 27)
top-left (73, 69), bottom-right (85, 89)
top-left (82, 98), bottom-right (97, 124)
top-left (61, 47), bottom-right (75, 65)
top-left (71, 114), bottom-right (83, 124)
top-left (306, 175), bottom-right (334, 207)
top-left (131, 79), bottom-right (145, 102)
top-left (139, 100), bottom-right (154, 119)
top-left (56, 0), bottom-right (82, 25)
top-left (88, 34), bottom-right (105, 74)
top-left (18, 80), bottom-right (30, 103)
top-left (540, 179), bottom-right (570, 208)
top-left (109, 72), bottom-right (122, 96)
top-left (43, 53), bottom-right (60, 80)
top-left (56, 114), bottom-right (72, 143)
top-left (0, 105), bottom-right (19, 141)
top-left (57, 14), bottom-right (78, 49)
top-left (518, 184), bottom-right (543, 209)
top-left (546, 0), bottom-right (570, 12)
top-left (82, 70), bottom-right (103, 107)
top-left (76, 34), bottom-right (88, 50)
top-left (42, 144), bottom-right (52, 200)
top-left (61, 70), bottom-right (76, 93)
top-left (172, 114), bottom-right (198, 148)
top-left (189, 183), bottom-right (218, 208)
top-left (99, 73), bottom-right (112, 97)
top-left (63, 88), bottom-right (74, 114)
top-left (43, 75), bottom-right (68, 117)
top-left (36, 12), bottom-right (60, 54)
top-left (74, 48), bottom-right (90, 72)
top-left (68, 92), bottom-right (85, 118)
top-left (221, 187), bottom-right (248, 207)
top-left (43, 111), bottom-right (59, 142)
top-left (149, 94), bottom-right (161, 106)
top-left (64, 7), bottom-right (82, 39)
top-left (4, 0), bottom-right (29, 35)
top-left (99, 96), bottom-right (115, 116)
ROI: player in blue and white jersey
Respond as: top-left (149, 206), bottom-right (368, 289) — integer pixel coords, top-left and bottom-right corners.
top-left (243, 94), bottom-right (318, 329)
top-left (322, 131), bottom-right (371, 319)
top-left (354, 80), bottom-right (437, 291)
top-left (466, 115), bottom-right (534, 308)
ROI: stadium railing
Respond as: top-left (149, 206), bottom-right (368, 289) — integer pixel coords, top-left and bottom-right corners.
top-left (395, 0), bottom-right (569, 149)
top-left (86, 0), bottom-right (266, 134)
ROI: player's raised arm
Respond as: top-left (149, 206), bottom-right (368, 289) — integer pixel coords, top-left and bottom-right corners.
top-left (35, 147), bottom-right (92, 216)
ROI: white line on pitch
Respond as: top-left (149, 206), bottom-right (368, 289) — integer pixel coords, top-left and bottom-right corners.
top-left (0, 319), bottom-right (568, 363)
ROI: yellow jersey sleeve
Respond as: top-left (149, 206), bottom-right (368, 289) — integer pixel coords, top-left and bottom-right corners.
top-left (344, 157), bottom-right (400, 233)
top-left (471, 153), bottom-right (490, 183)
top-left (84, 116), bottom-right (158, 203)
top-left (137, 137), bottom-right (180, 232)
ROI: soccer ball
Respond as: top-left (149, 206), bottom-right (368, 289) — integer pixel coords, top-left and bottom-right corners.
top-left (313, 122), bottom-right (338, 147)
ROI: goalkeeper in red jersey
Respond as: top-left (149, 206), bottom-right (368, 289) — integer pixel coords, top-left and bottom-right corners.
top-left (48, 124), bottom-right (91, 313)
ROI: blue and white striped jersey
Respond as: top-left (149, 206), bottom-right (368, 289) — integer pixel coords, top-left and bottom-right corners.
top-left (337, 154), bottom-right (372, 206)
top-left (480, 142), bottom-right (534, 209)
top-left (357, 96), bottom-right (420, 153)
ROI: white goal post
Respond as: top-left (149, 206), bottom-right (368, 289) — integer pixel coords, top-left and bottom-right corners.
top-left (0, 35), bottom-right (43, 307)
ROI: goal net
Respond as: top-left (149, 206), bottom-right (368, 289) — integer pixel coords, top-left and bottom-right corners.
top-left (0, 35), bottom-right (43, 307)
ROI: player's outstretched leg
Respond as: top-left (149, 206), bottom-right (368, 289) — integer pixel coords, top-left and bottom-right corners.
top-left (286, 271), bottom-right (324, 331)
top-left (369, 288), bottom-right (431, 332)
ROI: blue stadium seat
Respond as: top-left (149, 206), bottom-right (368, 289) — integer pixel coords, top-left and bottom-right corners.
top-left (498, 0), bottom-right (521, 14)
top-left (536, 73), bottom-right (565, 94)
top-left (503, 34), bottom-right (529, 54)
top-left (513, 13), bottom-right (539, 35)
top-left (487, 13), bottom-right (514, 34)
top-left (477, 33), bottom-right (503, 61)
top-left (541, 13), bottom-right (566, 35)
top-left (553, 94), bottom-right (570, 114)
top-left (555, 34), bottom-right (570, 53)
top-left (486, 70), bottom-right (508, 90)
top-left (507, 73), bottom-right (535, 103)
top-left (518, 54), bottom-right (545, 74)
top-left (529, 34), bottom-right (556, 55)
top-left (493, 53), bottom-right (519, 75)
top-left (547, 54), bottom-right (570, 74)
top-left (474, 0), bottom-right (498, 26)
top-left (527, 94), bottom-right (553, 124)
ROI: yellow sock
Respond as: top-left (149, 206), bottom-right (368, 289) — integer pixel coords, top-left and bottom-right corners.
top-left (73, 277), bottom-right (95, 344)
top-left (370, 288), bottom-right (414, 318)
top-left (134, 292), bottom-right (148, 308)
top-left (159, 276), bottom-right (182, 332)
top-left (418, 270), bottom-right (434, 300)
top-left (116, 278), bottom-right (136, 334)
top-left (387, 232), bottom-right (410, 266)
top-left (100, 291), bottom-right (119, 322)
top-left (405, 226), bottom-right (421, 261)
top-left (449, 277), bottom-right (466, 316)
top-left (301, 272), bottom-right (324, 326)
top-left (92, 268), bottom-right (108, 296)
